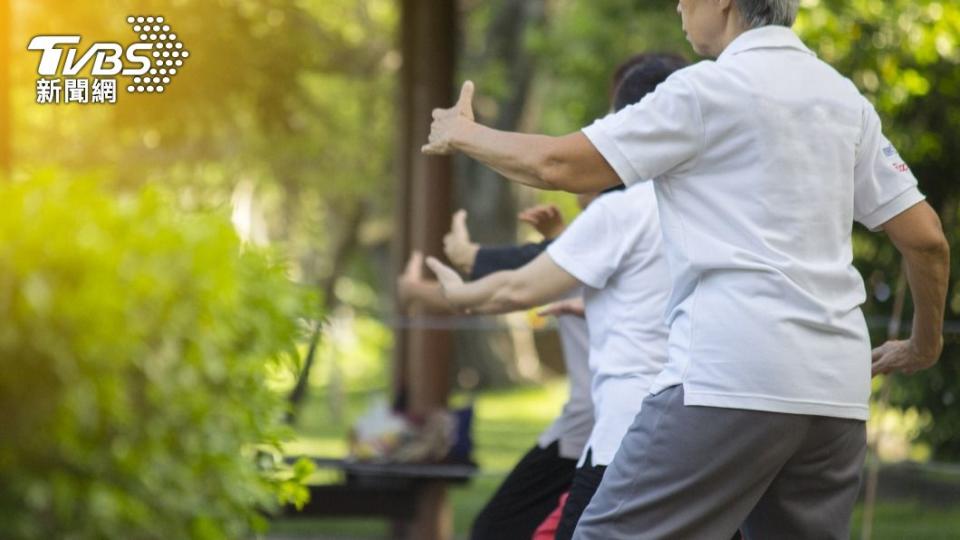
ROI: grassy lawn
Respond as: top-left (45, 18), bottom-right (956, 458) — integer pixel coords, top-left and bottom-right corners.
top-left (270, 380), bottom-right (960, 539)
top-left (850, 504), bottom-right (960, 539)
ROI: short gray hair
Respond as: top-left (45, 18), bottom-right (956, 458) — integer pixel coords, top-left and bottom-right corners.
top-left (734, 0), bottom-right (801, 28)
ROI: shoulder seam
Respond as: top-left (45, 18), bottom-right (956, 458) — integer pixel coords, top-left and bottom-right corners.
top-left (673, 73), bottom-right (707, 173)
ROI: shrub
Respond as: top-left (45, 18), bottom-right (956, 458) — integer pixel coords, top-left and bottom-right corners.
top-left (0, 173), bottom-right (313, 539)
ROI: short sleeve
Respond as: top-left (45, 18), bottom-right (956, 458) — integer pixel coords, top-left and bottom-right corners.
top-left (581, 73), bottom-right (703, 186)
top-left (854, 99), bottom-right (925, 231)
top-left (546, 197), bottom-right (626, 289)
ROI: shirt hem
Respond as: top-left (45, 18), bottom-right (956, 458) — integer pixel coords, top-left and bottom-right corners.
top-left (860, 188), bottom-right (926, 232)
top-left (683, 389), bottom-right (869, 421)
top-left (537, 435), bottom-right (588, 461)
top-left (581, 125), bottom-right (648, 187)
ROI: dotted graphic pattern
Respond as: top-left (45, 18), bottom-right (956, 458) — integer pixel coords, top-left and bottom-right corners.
top-left (125, 16), bottom-right (189, 94)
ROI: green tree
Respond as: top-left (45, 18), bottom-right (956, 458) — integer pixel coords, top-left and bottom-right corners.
top-left (0, 173), bottom-right (313, 539)
top-left (11, 0), bottom-right (401, 419)
top-left (795, 0), bottom-right (960, 458)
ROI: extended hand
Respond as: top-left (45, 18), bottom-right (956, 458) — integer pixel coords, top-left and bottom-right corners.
top-left (425, 256), bottom-right (464, 290)
top-left (397, 251), bottom-right (425, 309)
top-left (422, 81), bottom-right (475, 155)
top-left (538, 297), bottom-right (586, 318)
top-left (871, 339), bottom-right (942, 377)
top-left (519, 204), bottom-right (565, 240)
top-left (443, 209), bottom-right (479, 275)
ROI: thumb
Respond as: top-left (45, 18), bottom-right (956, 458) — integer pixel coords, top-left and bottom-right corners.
top-left (403, 250), bottom-right (422, 274)
top-left (425, 256), bottom-right (445, 276)
top-left (426, 256), bottom-right (456, 283)
top-left (456, 81), bottom-right (475, 115)
top-left (452, 209), bottom-right (469, 238)
top-left (409, 251), bottom-right (424, 275)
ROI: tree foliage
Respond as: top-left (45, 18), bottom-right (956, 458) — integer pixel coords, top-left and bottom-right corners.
top-left (0, 173), bottom-right (313, 539)
top-left (796, 0), bottom-right (960, 459)
top-left (11, 0), bottom-right (400, 421)
top-left (12, 0), bottom-right (398, 286)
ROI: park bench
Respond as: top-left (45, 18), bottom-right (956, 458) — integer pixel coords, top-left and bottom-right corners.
top-left (281, 456), bottom-right (477, 539)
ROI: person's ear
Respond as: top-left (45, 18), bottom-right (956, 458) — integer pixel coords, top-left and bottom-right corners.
top-left (716, 0), bottom-right (735, 18)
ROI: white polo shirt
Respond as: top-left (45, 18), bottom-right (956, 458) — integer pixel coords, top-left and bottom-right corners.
top-left (547, 184), bottom-right (671, 465)
top-left (582, 26), bottom-right (924, 421)
top-left (537, 309), bottom-right (595, 460)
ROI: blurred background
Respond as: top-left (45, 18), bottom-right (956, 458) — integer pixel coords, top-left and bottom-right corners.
top-left (1, 0), bottom-right (960, 539)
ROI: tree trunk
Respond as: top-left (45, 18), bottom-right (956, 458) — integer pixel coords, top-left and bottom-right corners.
top-left (391, 1), bottom-right (457, 538)
top-left (287, 200), bottom-right (368, 423)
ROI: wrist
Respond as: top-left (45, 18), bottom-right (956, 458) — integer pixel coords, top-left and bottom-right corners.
top-left (463, 243), bottom-right (479, 274)
top-left (909, 336), bottom-right (943, 361)
top-left (451, 117), bottom-right (477, 151)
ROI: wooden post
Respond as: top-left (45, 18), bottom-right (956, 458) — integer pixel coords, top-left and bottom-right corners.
top-left (396, 0), bottom-right (456, 419)
top-left (0, 0), bottom-right (11, 179)
top-left (393, 0), bottom-right (456, 539)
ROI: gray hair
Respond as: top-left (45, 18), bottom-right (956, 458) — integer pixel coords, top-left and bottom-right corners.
top-left (734, 0), bottom-right (801, 28)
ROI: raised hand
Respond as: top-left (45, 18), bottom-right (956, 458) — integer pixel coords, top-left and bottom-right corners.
top-left (518, 204), bottom-right (566, 240)
top-left (538, 297), bottom-right (586, 318)
top-left (425, 256), bottom-right (464, 291)
top-left (422, 81), bottom-right (475, 155)
top-left (397, 251), bottom-right (425, 309)
top-left (443, 209), bottom-right (479, 275)
top-left (871, 338), bottom-right (942, 377)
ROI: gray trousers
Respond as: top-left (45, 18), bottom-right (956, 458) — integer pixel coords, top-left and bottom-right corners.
top-left (573, 385), bottom-right (866, 540)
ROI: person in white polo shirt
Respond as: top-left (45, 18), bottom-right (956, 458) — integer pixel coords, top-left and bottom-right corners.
top-left (420, 0), bottom-right (950, 537)
top-left (397, 214), bottom-right (595, 540)
top-left (425, 179), bottom-right (672, 540)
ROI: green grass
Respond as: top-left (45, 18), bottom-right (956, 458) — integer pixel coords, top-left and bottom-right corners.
top-left (850, 504), bottom-right (960, 539)
top-left (270, 380), bottom-right (960, 539)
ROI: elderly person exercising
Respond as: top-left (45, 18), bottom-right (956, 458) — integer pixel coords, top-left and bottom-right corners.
top-left (422, 0), bottom-right (950, 538)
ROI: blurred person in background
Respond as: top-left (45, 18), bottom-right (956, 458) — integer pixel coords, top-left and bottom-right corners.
top-left (398, 203), bottom-right (594, 540)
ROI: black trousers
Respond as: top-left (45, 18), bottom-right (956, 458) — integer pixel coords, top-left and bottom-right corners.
top-left (471, 441), bottom-right (577, 540)
top-left (555, 450), bottom-right (606, 540)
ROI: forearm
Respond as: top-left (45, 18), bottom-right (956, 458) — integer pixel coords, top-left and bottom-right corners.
top-left (445, 253), bottom-right (580, 315)
top-left (452, 122), bottom-right (621, 194)
top-left (903, 242), bottom-right (950, 357)
top-left (453, 122), bottom-right (557, 190)
top-left (403, 281), bottom-right (458, 315)
top-left (445, 271), bottom-right (531, 315)
top-left (883, 203), bottom-right (951, 360)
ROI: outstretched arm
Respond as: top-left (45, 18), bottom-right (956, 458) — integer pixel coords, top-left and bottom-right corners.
top-left (425, 252), bottom-right (580, 315)
top-left (397, 252), bottom-right (457, 315)
top-left (422, 82), bottom-right (621, 193)
top-left (871, 201), bottom-right (950, 376)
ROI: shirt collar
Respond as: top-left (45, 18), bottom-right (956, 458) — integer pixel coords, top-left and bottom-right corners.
top-left (718, 26), bottom-right (815, 62)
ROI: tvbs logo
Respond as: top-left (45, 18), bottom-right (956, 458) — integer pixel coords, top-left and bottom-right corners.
top-left (28, 16), bottom-right (190, 105)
